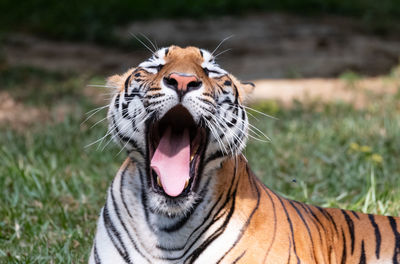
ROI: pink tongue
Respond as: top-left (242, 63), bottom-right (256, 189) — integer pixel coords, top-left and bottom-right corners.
top-left (150, 127), bottom-right (190, 197)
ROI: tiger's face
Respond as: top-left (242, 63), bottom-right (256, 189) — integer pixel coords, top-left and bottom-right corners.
top-left (107, 46), bottom-right (253, 215)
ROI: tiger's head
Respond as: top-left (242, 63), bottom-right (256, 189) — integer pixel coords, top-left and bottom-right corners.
top-left (107, 46), bottom-right (254, 216)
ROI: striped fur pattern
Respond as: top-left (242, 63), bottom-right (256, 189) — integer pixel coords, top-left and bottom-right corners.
top-left (90, 46), bottom-right (400, 263)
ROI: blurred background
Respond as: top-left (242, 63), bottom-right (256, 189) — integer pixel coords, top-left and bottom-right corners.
top-left (0, 0), bottom-right (399, 262)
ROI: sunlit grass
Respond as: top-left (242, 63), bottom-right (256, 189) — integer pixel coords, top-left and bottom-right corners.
top-left (246, 92), bottom-right (400, 216)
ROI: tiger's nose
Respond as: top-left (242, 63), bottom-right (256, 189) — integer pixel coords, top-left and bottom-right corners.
top-left (163, 73), bottom-right (202, 98)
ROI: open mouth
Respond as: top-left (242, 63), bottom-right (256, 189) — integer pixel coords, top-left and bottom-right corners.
top-left (147, 105), bottom-right (207, 197)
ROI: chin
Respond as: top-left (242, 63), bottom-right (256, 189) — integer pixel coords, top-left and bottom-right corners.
top-left (146, 188), bottom-right (202, 217)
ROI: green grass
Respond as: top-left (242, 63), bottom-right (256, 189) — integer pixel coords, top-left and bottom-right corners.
top-left (0, 66), bottom-right (124, 262)
top-left (247, 97), bottom-right (400, 215)
top-left (0, 66), bottom-right (399, 262)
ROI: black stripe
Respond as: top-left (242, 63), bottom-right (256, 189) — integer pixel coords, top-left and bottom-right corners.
top-left (368, 214), bottom-right (381, 259)
top-left (138, 169), bottom-right (156, 233)
top-left (221, 88), bottom-right (230, 95)
top-left (121, 102), bottom-right (129, 118)
top-left (296, 203), bottom-right (324, 246)
top-left (221, 97), bottom-right (233, 105)
top-left (276, 196), bottom-right (301, 264)
top-left (157, 191), bottom-right (225, 251)
top-left (111, 111), bottom-right (144, 157)
top-left (230, 130), bottom-right (245, 150)
top-left (241, 81), bottom-right (255, 87)
top-left (110, 179), bottom-right (149, 262)
top-left (94, 241), bottom-right (102, 264)
top-left (202, 92), bottom-right (213, 98)
top-left (232, 250), bottom-right (246, 264)
top-left (199, 98), bottom-right (216, 108)
top-left (388, 216), bottom-right (400, 264)
top-left (233, 83), bottom-right (239, 104)
top-left (114, 93), bottom-right (120, 109)
top-left (147, 87), bottom-right (161, 91)
top-left (350, 210), bottom-right (360, 220)
top-left (185, 182), bottom-right (238, 263)
top-left (217, 164), bottom-right (260, 263)
top-left (116, 132), bottom-right (144, 157)
top-left (206, 69), bottom-right (222, 75)
top-left (120, 166), bottom-right (133, 218)
top-left (146, 65), bottom-right (161, 69)
top-left (204, 150), bottom-right (224, 165)
top-left (316, 206), bottom-right (338, 235)
top-left (341, 210), bottom-right (355, 255)
top-left (359, 240), bottom-right (366, 264)
top-left (287, 235), bottom-right (292, 264)
top-left (160, 177), bottom-right (211, 233)
top-left (340, 228), bottom-right (347, 264)
top-left (124, 74), bottom-right (132, 95)
top-left (145, 93), bottom-right (165, 99)
top-left (158, 159), bottom-right (239, 259)
top-left (259, 182), bottom-right (277, 264)
top-left (241, 107), bottom-right (246, 122)
top-left (227, 117), bottom-right (237, 128)
top-left (224, 80), bottom-right (232, 86)
top-left (103, 204), bottom-right (131, 263)
top-left (147, 100), bottom-right (163, 108)
top-left (119, 165), bottom-right (156, 263)
top-left (289, 201), bottom-right (316, 260)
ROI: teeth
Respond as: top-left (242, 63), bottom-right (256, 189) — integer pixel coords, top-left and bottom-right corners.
top-left (157, 176), bottom-right (162, 187)
top-left (184, 179), bottom-right (189, 189)
top-left (192, 145), bottom-right (199, 155)
top-left (190, 154), bottom-right (194, 161)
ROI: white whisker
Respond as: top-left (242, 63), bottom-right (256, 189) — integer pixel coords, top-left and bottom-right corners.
top-left (90, 116), bottom-right (108, 129)
top-left (204, 118), bottom-right (229, 155)
top-left (139, 33), bottom-right (157, 53)
top-left (115, 110), bottom-right (154, 155)
top-left (214, 48), bottom-right (232, 58)
top-left (242, 105), bottom-right (278, 120)
top-left (81, 105), bottom-right (110, 126)
top-left (130, 33), bottom-right (156, 55)
top-left (87, 84), bottom-right (118, 89)
top-left (211, 35), bottom-right (234, 56)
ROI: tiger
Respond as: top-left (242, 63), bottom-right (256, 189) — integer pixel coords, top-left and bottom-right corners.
top-left (89, 45), bottom-right (400, 264)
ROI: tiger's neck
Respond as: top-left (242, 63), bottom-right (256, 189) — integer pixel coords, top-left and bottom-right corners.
top-left (105, 155), bottom-right (257, 262)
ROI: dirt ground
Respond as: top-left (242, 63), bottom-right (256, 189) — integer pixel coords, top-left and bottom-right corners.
top-left (1, 13), bottom-right (400, 128)
top-left (249, 76), bottom-right (400, 107)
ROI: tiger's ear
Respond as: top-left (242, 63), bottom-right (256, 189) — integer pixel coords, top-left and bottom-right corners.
top-left (240, 81), bottom-right (255, 95)
top-left (107, 74), bottom-right (123, 89)
top-left (106, 68), bottom-right (137, 91)
top-left (228, 74), bottom-right (255, 103)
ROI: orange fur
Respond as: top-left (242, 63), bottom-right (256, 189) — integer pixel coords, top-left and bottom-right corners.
top-left (209, 156), bottom-right (400, 263)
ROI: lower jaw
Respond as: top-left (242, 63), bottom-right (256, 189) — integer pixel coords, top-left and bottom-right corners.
top-left (146, 133), bottom-right (208, 198)
top-left (147, 150), bottom-right (204, 198)
top-left (146, 187), bottom-right (200, 217)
